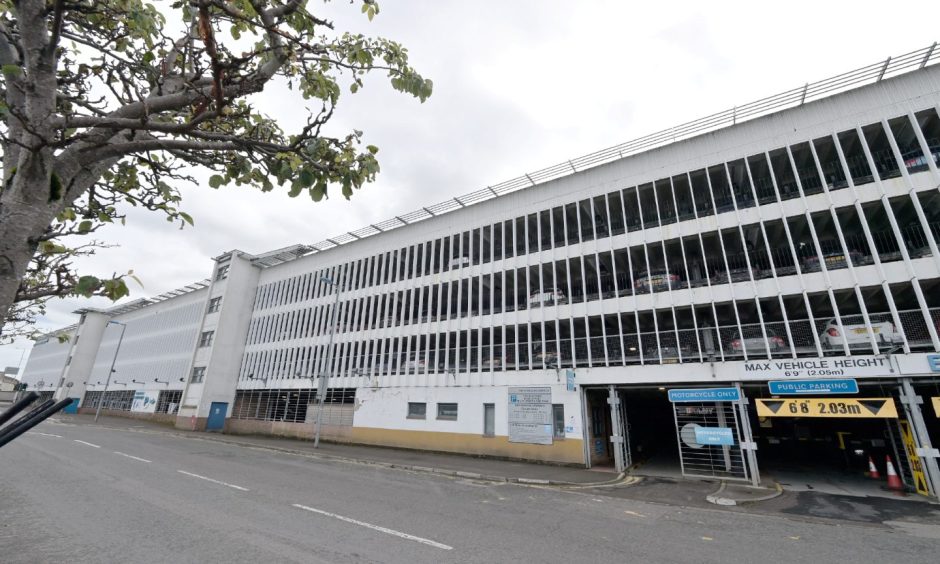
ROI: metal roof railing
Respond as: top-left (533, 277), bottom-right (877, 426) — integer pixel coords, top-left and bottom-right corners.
top-left (296, 43), bottom-right (937, 256)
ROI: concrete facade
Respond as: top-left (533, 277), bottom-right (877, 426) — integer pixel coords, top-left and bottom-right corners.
top-left (17, 54), bottom-right (940, 492)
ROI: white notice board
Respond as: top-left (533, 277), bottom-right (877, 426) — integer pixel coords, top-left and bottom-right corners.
top-left (508, 387), bottom-right (552, 445)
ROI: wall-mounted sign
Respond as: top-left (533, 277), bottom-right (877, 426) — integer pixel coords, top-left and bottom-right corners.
top-left (756, 397), bottom-right (898, 419)
top-left (931, 397), bottom-right (940, 418)
top-left (768, 379), bottom-right (858, 395)
top-left (668, 387), bottom-right (740, 403)
top-left (566, 369), bottom-right (576, 392)
top-left (694, 426), bottom-right (735, 446)
top-left (741, 357), bottom-right (890, 380)
top-left (899, 421), bottom-right (930, 496)
top-left (131, 390), bottom-right (159, 413)
top-left (508, 387), bottom-right (552, 445)
top-left (928, 355), bottom-right (940, 373)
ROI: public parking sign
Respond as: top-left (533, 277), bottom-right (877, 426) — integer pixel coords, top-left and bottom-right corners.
top-left (768, 379), bottom-right (858, 395)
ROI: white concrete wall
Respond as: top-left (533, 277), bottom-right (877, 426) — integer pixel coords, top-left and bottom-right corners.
top-left (19, 329), bottom-right (74, 389)
top-left (354, 384), bottom-right (583, 440)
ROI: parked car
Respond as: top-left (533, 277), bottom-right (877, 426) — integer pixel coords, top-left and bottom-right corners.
top-left (403, 354), bottom-right (429, 372)
top-left (820, 318), bottom-right (902, 349)
top-left (712, 266), bottom-right (762, 284)
top-left (481, 356), bottom-right (503, 369)
top-left (634, 270), bottom-right (680, 292)
top-left (642, 345), bottom-right (690, 364)
top-left (728, 327), bottom-right (789, 354)
top-left (902, 145), bottom-right (940, 171)
top-left (533, 349), bottom-right (559, 366)
top-left (528, 288), bottom-right (566, 307)
top-left (802, 249), bottom-right (865, 272)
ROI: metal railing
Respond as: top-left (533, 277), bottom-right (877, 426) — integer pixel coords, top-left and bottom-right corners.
top-left (333, 306), bottom-right (938, 375)
top-left (294, 43), bottom-right (938, 259)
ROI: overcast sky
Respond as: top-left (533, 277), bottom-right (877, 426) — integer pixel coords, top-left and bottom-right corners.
top-left (2, 0), bottom-right (939, 371)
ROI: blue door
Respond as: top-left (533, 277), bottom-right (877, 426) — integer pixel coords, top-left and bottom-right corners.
top-left (206, 402), bottom-right (227, 431)
top-left (62, 398), bottom-right (79, 414)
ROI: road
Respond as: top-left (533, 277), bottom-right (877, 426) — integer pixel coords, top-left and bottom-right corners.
top-left (1, 420), bottom-right (938, 563)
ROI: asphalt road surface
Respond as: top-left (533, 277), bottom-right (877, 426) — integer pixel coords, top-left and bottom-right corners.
top-left (1, 420), bottom-right (938, 563)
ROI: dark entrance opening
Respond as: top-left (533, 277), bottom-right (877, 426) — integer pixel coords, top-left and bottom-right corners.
top-left (745, 381), bottom-right (909, 497)
top-left (621, 386), bottom-right (681, 476)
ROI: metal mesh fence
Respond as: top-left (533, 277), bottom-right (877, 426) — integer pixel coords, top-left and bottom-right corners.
top-left (231, 388), bottom-right (355, 425)
top-left (82, 390), bottom-right (135, 411)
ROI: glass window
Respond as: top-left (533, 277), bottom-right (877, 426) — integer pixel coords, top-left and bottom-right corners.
top-left (207, 297), bottom-right (222, 313)
top-left (407, 402), bottom-right (426, 419)
top-left (215, 264), bottom-right (230, 281)
top-left (190, 366), bottom-right (206, 383)
top-left (483, 403), bottom-right (495, 436)
top-left (198, 331), bottom-right (214, 347)
top-left (553, 404), bottom-right (565, 439)
top-left (437, 402), bottom-right (458, 420)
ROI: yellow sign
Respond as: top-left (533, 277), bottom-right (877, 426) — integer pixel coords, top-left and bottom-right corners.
top-left (756, 397), bottom-right (898, 418)
top-left (899, 420), bottom-right (929, 496)
top-left (932, 397), bottom-right (940, 418)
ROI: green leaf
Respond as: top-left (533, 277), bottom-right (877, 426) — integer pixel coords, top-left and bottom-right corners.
top-left (74, 276), bottom-right (100, 297)
top-left (208, 174), bottom-right (225, 189)
top-left (1, 64), bottom-right (21, 76)
top-left (78, 220), bottom-right (93, 233)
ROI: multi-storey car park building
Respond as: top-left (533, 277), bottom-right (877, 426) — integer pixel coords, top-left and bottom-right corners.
top-left (17, 44), bottom-right (940, 498)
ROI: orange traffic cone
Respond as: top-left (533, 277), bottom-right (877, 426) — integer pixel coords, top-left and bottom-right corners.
top-left (867, 456), bottom-right (880, 479)
top-left (885, 455), bottom-right (903, 491)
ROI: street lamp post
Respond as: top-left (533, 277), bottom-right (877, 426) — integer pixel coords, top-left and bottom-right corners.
top-left (95, 320), bottom-right (126, 422)
top-left (313, 276), bottom-right (342, 448)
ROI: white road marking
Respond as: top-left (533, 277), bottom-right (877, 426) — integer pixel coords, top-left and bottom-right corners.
top-left (177, 470), bottom-right (249, 491)
top-left (292, 503), bottom-right (453, 551)
top-left (114, 451), bottom-right (151, 463)
top-left (27, 432), bottom-right (63, 438)
top-left (73, 439), bottom-right (101, 448)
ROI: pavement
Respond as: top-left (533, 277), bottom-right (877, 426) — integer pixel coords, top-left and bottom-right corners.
top-left (4, 417), bottom-right (940, 562)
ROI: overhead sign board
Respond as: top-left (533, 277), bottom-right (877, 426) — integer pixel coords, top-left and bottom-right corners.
top-left (768, 379), bottom-right (858, 395)
top-left (693, 426), bottom-right (735, 446)
top-left (741, 357), bottom-right (890, 380)
top-left (668, 388), bottom-right (740, 403)
top-left (508, 386), bottom-right (553, 445)
top-left (756, 397), bottom-right (898, 419)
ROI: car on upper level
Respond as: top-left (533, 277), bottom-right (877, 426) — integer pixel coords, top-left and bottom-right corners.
top-left (712, 266), bottom-right (763, 284)
top-left (901, 144), bottom-right (940, 171)
top-left (634, 270), bottom-right (680, 292)
top-left (528, 288), bottom-right (566, 307)
top-left (449, 256), bottom-right (471, 269)
top-left (802, 249), bottom-right (866, 272)
top-left (727, 327), bottom-right (789, 355)
top-left (820, 318), bottom-right (903, 349)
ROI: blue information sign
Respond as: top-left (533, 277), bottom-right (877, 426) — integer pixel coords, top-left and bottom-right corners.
top-left (694, 426), bottom-right (735, 446)
top-left (928, 355), bottom-right (940, 373)
top-left (768, 379), bottom-right (858, 395)
top-left (667, 387), bottom-right (740, 402)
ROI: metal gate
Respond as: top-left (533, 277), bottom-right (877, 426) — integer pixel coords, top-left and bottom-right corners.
top-left (608, 386), bottom-right (631, 472)
top-left (673, 400), bottom-right (750, 482)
